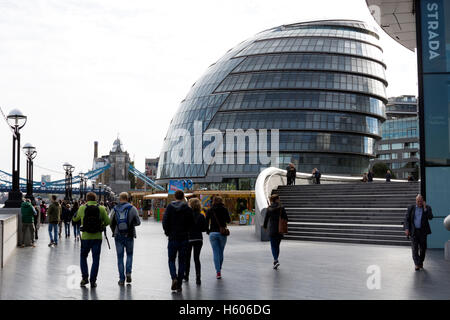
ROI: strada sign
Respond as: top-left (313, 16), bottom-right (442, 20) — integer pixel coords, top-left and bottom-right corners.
top-left (421, 0), bottom-right (449, 72)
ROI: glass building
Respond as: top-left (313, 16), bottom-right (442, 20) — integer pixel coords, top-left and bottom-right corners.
top-left (373, 95), bottom-right (419, 179)
top-left (157, 20), bottom-right (388, 189)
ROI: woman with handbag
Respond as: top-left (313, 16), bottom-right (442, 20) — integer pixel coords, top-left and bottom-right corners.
top-left (263, 194), bottom-right (288, 270)
top-left (206, 196), bottom-right (231, 279)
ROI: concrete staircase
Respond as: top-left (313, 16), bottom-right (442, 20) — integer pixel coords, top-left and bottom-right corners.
top-left (274, 182), bottom-right (420, 246)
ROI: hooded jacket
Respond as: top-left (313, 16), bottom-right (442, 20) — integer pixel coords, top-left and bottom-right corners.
top-left (162, 200), bottom-right (195, 241)
top-left (21, 201), bottom-right (36, 224)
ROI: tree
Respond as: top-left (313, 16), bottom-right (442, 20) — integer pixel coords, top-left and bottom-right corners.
top-left (371, 162), bottom-right (396, 179)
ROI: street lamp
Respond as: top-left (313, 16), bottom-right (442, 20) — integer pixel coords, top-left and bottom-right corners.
top-left (23, 143), bottom-right (37, 202)
top-left (63, 163), bottom-right (75, 201)
top-left (98, 183), bottom-right (103, 202)
top-left (79, 172), bottom-right (87, 201)
top-left (4, 109), bottom-right (27, 208)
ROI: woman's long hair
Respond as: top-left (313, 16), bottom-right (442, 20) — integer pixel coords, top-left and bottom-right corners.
top-left (189, 198), bottom-right (202, 213)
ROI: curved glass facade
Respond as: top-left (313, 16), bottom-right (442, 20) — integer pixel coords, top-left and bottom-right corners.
top-left (157, 20), bottom-right (387, 184)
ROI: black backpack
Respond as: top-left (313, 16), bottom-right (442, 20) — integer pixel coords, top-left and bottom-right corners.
top-left (82, 204), bottom-right (103, 233)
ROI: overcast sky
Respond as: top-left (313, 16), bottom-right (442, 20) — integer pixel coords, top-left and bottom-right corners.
top-left (0, 0), bottom-right (418, 182)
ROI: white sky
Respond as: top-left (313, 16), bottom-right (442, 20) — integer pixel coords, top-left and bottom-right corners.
top-left (0, 0), bottom-right (418, 182)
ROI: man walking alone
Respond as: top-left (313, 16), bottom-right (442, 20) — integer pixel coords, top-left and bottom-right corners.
top-left (47, 195), bottom-right (61, 247)
top-left (404, 194), bottom-right (433, 271)
top-left (110, 192), bottom-right (141, 286)
top-left (73, 192), bottom-right (110, 288)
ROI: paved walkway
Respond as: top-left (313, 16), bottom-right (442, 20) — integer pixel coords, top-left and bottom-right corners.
top-left (1, 219), bottom-right (450, 300)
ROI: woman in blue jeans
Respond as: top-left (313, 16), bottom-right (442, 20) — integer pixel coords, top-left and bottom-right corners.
top-left (263, 194), bottom-right (288, 269)
top-left (206, 196), bottom-right (231, 279)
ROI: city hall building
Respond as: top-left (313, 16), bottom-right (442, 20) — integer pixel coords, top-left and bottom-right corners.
top-left (157, 20), bottom-right (388, 189)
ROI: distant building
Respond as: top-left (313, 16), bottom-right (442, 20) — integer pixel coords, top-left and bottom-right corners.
top-left (92, 138), bottom-right (131, 194)
top-left (372, 95), bottom-right (419, 179)
top-left (145, 158), bottom-right (159, 180)
top-left (41, 175), bottom-right (51, 183)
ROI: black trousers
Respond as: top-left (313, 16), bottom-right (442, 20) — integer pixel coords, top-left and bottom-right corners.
top-left (411, 228), bottom-right (427, 266)
top-left (185, 240), bottom-right (203, 278)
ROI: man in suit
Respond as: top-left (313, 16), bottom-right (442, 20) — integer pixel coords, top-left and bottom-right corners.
top-left (404, 194), bottom-right (433, 271)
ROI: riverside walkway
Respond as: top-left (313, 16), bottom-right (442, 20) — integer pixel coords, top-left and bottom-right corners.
top-left (1, 219), bottom-right (449, 300)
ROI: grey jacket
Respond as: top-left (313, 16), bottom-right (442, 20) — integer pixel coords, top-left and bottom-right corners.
top-left (109, 203), bottom-right (141, 238)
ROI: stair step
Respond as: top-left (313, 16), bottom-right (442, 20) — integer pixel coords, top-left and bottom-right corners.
top-left (283, 235), bottom-right (411, 246)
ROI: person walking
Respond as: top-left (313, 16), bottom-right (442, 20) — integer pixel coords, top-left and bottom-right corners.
top-left (404, 194), bottom-right (433, 271)
top-left (20, 199), bottom-right (36, 248)
top-left (40, 201), bottom-right (47, 224)
top-left (62, 202), bottom-right (73, 238)
top-left (385, 170), bottom-right (392, 182)
top-left (368, 170), bottom-right (374, 182)
top-left (286, 163), bottom-right (296, 186)
top-left (72, 192), bottom-right (111, 288)
top-left (32, 201), bottom-right (40, 241)
top-left (184, 197), bottom-right (207, 285)
top-left (47, 195), bottom-right (61, 247)
top-left (263, 194), bottom-right (288, 269)
top-left (109, 192), bottom-right (141, 286)
top-left (71, 201), bottom-right (81, 241)
top-left (206, 196), bottom-right (231, 280)
top-left (58, 200), bottom-right (63, 238)
top-left (162, 190), bottom-right (194, 292)
top-left (312, 168), bottom-right (321, 184)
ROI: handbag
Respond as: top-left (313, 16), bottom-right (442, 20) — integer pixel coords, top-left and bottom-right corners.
top-left (213, 210), bottom-right (230, 236)
top-left (278, 207), bottom-right (288, 235)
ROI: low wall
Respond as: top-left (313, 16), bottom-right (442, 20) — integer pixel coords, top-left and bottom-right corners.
top-left (0, 209), bottom-right (19, 267)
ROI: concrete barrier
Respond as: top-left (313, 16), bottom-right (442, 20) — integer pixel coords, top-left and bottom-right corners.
top-left (0, 210), bottom-right (19, 267)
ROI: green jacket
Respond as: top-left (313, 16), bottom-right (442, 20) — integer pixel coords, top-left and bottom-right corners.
top-left (73, 201), bottom-right (110, 240)
top-left (21, 201), bottom-right (35, 224)
top-left (47, 201), bottom-right (61, 224)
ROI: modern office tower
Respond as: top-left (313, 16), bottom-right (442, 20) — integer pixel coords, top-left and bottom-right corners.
top-left (373, 95), bottom-right (419, 179)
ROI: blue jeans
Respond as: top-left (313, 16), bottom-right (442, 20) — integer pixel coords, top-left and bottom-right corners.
top-left (73, 224), bottom-right (80, 237)
top-left (80, 239), bottom-right (102, 283)
top-left (270, 237), bottom-right (282, 262)
top-left (209, 232), bottom-right (227, 273)
top-left (48, 223), bottom-right (58, 244)
top-left (64, 222), bottom-right (71, 236)
top-left (168, 240), bottom-right (188, 281)
top-left (115, 234), bottom-right (134, 281)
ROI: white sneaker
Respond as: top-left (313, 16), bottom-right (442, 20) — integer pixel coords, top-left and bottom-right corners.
top-left (273, 262), bottom-right (280, 269)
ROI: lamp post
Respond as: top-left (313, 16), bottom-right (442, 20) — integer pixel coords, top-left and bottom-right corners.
top-left (63, 163), bottom-right (75, 201)
top-left (69, 165), bottom-right (75, 201)
top-left (79, 172), bottom-right (84, 201)
top-left (98, 182), bottom-right (103, 203)
top-left (4, 109), bottom-right (27, 208)
top-left (23, 143), bottom-right (37, 202)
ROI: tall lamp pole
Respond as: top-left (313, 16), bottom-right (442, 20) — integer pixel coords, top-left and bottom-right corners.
top-left (63, 163), bottom-right (72, 201)
top-left (98, 182), bottom-right (103, 203)
top-left (4, 109), bottom-right (27, 208)
top-left (23, 143), bottom-right (37, 202)
top-left (79, 172), bottom-right (85, 201)
top-left (69, 165), bottom-right (75, 201)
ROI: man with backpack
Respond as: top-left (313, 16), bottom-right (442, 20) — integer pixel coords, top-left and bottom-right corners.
top-left (72, 192), bottom-right (110, 288)
top-left (109, 192), bottom-right (141, 286)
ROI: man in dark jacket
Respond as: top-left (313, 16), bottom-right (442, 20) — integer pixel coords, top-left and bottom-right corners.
top-left (162, 190), bottom-right (194, 292)
top-left (20, 199), bottom-right (36, 247)
top-left (110, 192), bottom-right (141, 285)
top-left (263, 194), bottom-right (288, 269)
top-left (286, 163), bottom-right (296, 186)
top-left (404, 194), bottom-right (433, 271)
top-left (47, 195), bottom-right (61, 247)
